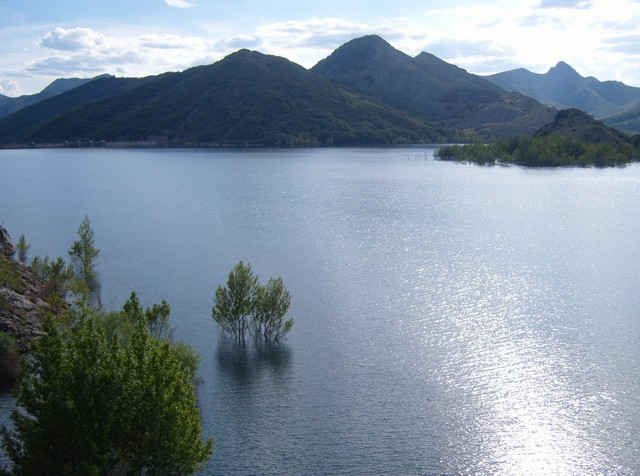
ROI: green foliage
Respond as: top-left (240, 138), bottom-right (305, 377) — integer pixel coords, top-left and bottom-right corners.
top-left (0, 331), bottom-right (20, 387)
top-left (2, 297), bottom-right (212, 475)
top-left (0, 254), bottom-right (22, 292)
top-left (437, 135), bottom-right (640, 167)
top-left (0, 76), bottom-right (101, 120)
top-left (68, 216), bottom-right (100, 304)
top-left (30, 256), bottom-right (74, 305)
top-left (212, 262), bottom-right (293, 346)
top-left (212, 261), bottom-right (258, 345)
top-left (15, 235), bottom-right (29, 265)
top-left (121, 291), bottom-right (172, 340)
top-left (254, 277), bottom-right (293, 344)
top-left (0, 48), bottom-right (447, 146)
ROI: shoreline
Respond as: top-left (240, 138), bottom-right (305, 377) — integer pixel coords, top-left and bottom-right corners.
top-left (0, 142), bottom-right (456, 150)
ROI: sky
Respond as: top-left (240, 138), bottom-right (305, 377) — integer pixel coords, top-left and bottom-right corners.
top-left (1, 0), bottom-right (640, 96)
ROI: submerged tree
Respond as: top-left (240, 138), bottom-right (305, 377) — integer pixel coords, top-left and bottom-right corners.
top-left (68, 215), bottom-right (101, 305)
top-left (254, 277), bottom-right (293, 344)
top-left (212, 261), bottom-right (258, 346)
top-left (2, 295), bottom-right (213, 475)
top-left (15, 235), bottom-right (29, 265)
top-left (212, 262), bottom-right (293, 346)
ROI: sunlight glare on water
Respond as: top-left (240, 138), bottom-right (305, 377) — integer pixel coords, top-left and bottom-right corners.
top-left (1, 147), bottom-right (639, 474)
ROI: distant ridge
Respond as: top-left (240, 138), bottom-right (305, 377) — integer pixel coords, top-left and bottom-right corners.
top-left (0, 75), bottom-right (110, 119)
top-left (312, 35), bottom-right (555, 140)
top-left (487, 62), bottom-right (640, 131)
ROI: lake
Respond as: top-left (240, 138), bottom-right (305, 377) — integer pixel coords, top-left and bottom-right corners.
top-left (1, 147), bottom-right (640, 475)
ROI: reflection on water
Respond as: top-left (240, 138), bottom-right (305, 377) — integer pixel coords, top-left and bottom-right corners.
top-left (1, 148), bottom-right (639, 474)
top-left (216, 340), bottom-right (292, 382)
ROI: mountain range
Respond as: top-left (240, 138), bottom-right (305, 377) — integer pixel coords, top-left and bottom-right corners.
top-left (1, 35), bottom-right (637, 146)
top-left (0, 35), bottom-right (559, 146)
top-left (487, 63), bottom-right (640, 133)
top-left (0, 49), bottom-right (446, 146)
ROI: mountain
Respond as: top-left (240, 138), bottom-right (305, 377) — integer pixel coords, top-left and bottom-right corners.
top-left (0, 50), bottom-right (446, 146)
top-left (487, 63), bottom-right (640, 124)
top-left (534, 108), bottom-right (631, 144)
top-left (602, 102), bottom-right (640, 134)
top-left (311, 35), bottom-right (555, 139)
top-left (0, 76), bottom-right (145, 143)
top-left (0, 75), bottom-right (109, 119)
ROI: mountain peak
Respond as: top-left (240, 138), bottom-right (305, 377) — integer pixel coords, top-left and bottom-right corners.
top-left (548, 61), bottom-right (580, 77)
top-left (345, 34), bottom-right (390, 47)
top-left (322, 34), bottom-right (396, 59)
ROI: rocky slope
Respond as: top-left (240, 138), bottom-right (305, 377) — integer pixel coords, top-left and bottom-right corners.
top-left (0, 227), bottom-right (49, 351)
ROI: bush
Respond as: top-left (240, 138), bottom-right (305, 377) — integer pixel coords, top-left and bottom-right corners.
top-left (2, 297), bottom-right (213, 475)
top-left (0, 332), bottom-right (20, 388)
top-left (437, 135), bottom-right (640, 167)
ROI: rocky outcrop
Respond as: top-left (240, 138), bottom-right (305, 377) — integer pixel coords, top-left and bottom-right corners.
top-left (0, 226), bottom-right (49, 351)
top-left (0, 225), bottom-right (15, 258)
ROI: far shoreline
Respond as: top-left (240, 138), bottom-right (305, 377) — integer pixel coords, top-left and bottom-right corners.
top-left (0, 142), bottom-right (457, 151)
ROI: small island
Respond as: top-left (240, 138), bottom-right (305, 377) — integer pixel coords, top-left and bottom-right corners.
top-left (437, 109), bottom-right (640, 167)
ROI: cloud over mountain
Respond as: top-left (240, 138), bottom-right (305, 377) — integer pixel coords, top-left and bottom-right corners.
top-left (40, 27), bottom-right (104, 51)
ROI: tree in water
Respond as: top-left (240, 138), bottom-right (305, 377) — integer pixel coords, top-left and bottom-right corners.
top-left (212, 261), bottom-right (258, 346)
top-left (254, 277), bottom-right (293, 345)
top-left (1, 295), bottom-right (213, 475)
top-left (15, 235), bottom-right (29, 265)
top-left (212, 262), bottom-right (293, 346)
top-left (68, 216), bottom-right (101, 305)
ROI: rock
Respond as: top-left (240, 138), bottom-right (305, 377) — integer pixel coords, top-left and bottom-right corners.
top-left (0, 225), bottom-right (15, 258)
top-left (0, 227), bottom-right (54, 352)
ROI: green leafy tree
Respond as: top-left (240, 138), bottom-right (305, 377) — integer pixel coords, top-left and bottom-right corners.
top-left (212, 261), bottom-right (258, 346)
top-left (213, 262), bottom-right (293, 346)
top-left (15, 235), bottom-right (29, 265)
top-left (2, 297), bottom-right (213, 475)
top-left (68, 216), bottom-right (100, 305)
top-left (121, 291), bottom-right (172, 339)
top-left (31, 256), bottom-right (74, 309)
top-left (254, 277), bottom-right (293, 344)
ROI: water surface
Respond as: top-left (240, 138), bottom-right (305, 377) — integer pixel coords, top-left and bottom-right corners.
top-left (1, 148), bottom-right (639, 474)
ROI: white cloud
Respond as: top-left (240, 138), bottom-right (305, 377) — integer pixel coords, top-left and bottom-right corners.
top-left (164, 0), bottom-right (194, 8)
top-left (28, 27), bottom-right (217, 78)
top-left (7, 0), bottom-right (640, 93)
top-left (40, 27), bottom-right (104, 51)
top-left (0, 78), bottom-right (19, 96)
top-left (27, 51), bottom-right (144, 75)
top-left (538, 0), bottom-right (592, 8)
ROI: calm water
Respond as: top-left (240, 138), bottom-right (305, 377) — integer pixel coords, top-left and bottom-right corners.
top-left (1, 148), bottom-right (640, 475)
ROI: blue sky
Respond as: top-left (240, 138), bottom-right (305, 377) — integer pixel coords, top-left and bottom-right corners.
top-left (1, 0), bottom-right (640, 95)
